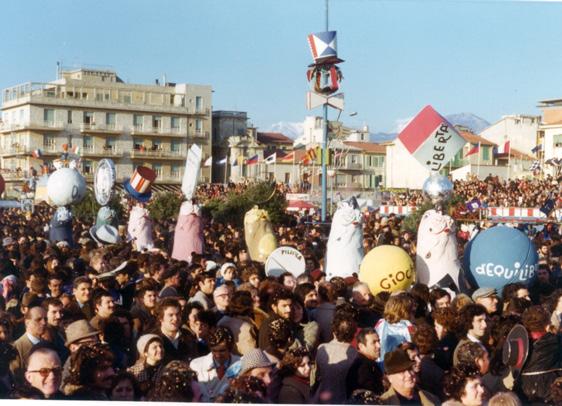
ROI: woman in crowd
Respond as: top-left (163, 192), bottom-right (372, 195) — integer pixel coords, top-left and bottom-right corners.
top-left (217, 290), bottom-right (259, 356)
top-left (443, 366), bottom-right (486, 406)
top-left (278, 347), bottom-right (312, 404)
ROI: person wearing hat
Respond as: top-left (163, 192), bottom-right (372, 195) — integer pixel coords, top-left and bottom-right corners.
top-left (239, 348), bottom-right (275, 388)
top-left (59, 320), bottom-right (100, 386)
top-left (212, 284), bottom-right (231, 320)
top-left (379, 348), bottom-right (439, 405)
top-left (158, 268), bottom-right (181, 299)
top-left (127, 334), bottom-right (165, 397)
top-left (472, 287), bottom-right (499, 315)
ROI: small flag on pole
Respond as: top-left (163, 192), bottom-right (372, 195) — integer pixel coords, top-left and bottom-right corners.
top-left (203, 156), bottom-right (212, 167)
top-left (279, 151), bottom-right (295, 163)
top-left (72, 145), bottom-right (80, 155)
top-left (218, 157), bottom-right (228, 165)
top-left (31, 149), bottom-right (42, 158)
top-left (465, 144), bottom-right (480, 157)
top-left (530, 160), bottom-right (541, 172)
top-left (494, 141), bottom-right (510, 156)
top-left (264, 153), bottom-right (276, 165)
top-left (531, 144), bottom-right (542, 154)
top-left (246, 155), bottom-right (259, 165)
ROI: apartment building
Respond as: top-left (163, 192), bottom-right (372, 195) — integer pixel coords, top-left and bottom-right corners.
top-left (0, 68), bottom-right (212, 193)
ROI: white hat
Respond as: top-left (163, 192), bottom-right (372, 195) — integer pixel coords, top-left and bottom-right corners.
top-left (206, 261), bottom-right (218, 272)
top-left (90, 224), bottom-right (121, 245)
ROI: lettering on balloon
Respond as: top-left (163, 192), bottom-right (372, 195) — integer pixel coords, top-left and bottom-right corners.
top-left (379, 268), bottom-right (413, 290)
top-left (426, 124), bottom-right (453, 172)
top-left (474, 262), bottom-right (536, 282)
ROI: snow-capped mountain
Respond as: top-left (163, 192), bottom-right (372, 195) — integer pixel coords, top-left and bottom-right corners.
top-left (445, 113), bottom-right (490, 134)
top-left (267, 121), bottom-right (304, 139)
top-left (370, 132), bottom-right (397, 143)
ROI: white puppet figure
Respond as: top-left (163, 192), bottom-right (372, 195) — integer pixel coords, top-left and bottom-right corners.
top-left (325, 197), bottom-right (364, 279)
top-left (172, 200), bottom-right (204, 263)
top-left (127, 203), bottom-right (154, 252)
top-left (416, 209), bottom-right (461, 289)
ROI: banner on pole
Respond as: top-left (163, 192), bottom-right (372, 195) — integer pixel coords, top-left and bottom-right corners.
top-left (397, 105), bottom-right (465, 172)
top-left (182, 144), bottom-right (202, 200)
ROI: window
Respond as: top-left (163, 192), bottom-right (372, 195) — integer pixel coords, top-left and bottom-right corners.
top-left (133, 138), bottom-right (143, 150)
top-left (67, 110), bottom-right (72, 124)
top-left (105, 137), bottom-right (116, 151)
top-left (153, 163), bottom-right (162, 177)
top-left (195, 119), bottom-right (202, 133)
top-left (171, 164), bottom-right (181, 178)
top-left (151, 140), bottom-right (161, 151)
top-left (482, 146), bottom-right (490, 160)
top-left (171, 116), bottom-right (180, 129)
top-left (171, 140), bottom-right (181, 152)
top-left (83, 111), bottom-right (94, 124)
top-left (43, 134), bottom-right (55, 148)
top-left (152, 115), bottom-right (161, 129)
top-left (44, 109), bottom-right (54, 124)
top-left (133, 114), bottom-right (143, 128)
top-left (83, 136), bottom-right (93, 149)
top-left (195, 96), bottom-right (202, 112)
top-left (121, 93), bottom-right (131, 104)
top-left (554, 134), bottom-right (562, 148)
top-left (106, 112), bottom-right (116, 127)
top-left (83, 160), bottom-right (93, 175)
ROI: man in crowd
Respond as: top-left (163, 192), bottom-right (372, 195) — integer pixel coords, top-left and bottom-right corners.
top-left (472, 287), bottom-right (499, 315)
top-left (89, 290), bottom-right (115, 330)
top-left (68, 276), bottom-right (94, 320)
top-left (11, 306), bottom-right (47, 382)
top-left (155, 297), bottom-right (198, 364)
top-left (346, 327), bottom-right (384, 397)
top-left (259, 289), bottom-right (295, 350)
top-left (25, 345), bottom-right (64, 399)
top-left (380, 348), bottom-right (439, 405)
top-left (41, 297), bottom-right (68, 363)
top-left (453, 303), bottom-right (488, 365)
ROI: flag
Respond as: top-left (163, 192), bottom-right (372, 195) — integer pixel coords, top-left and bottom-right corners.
top-left (203, 156), bottom-right (212, 167)
top-left (218, 157), bottom-right (227, 165)
top-left (466, 198), bottom-right (482, 212)
top-left (31, 149), bottom-right (42, 158)
top-left (397, 105), bottom-right (466, 172)
top-left (232, 156), bottom-right (238, 167)
top-left (531, 144), bottom-right (542, 154)
top-left (530, 160), bottom-right (541, 171)
top-left (279, 151), bottom-right (295, 163)
top-left (494, 141), bottom-right (510, 155)
top-left (306, 147), bottom-right (318, 162)
top-left (264, 153), bottom-right (276, 165)
top-left (465, 144), bottom-right (480, 157)
top-left (246, 155), bottom-right (259, 165)
top-left (540, 197), bottom-right (555, 216)
top-left (72, 145), bottom-right (80, 155)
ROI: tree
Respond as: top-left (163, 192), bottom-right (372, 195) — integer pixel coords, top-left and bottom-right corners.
top-left (147, 191), bottom-right (183, 223)
top-left (72, 189), bottom-right (125, 224)
top-left (203, 182), bottom-right (288, 227)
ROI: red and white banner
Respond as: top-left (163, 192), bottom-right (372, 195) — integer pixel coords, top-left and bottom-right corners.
top-left (398, 105), bottom-right (466, 172)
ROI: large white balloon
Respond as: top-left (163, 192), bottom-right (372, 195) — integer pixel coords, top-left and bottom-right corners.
top-left (47, 168), bottom-right (86, 207)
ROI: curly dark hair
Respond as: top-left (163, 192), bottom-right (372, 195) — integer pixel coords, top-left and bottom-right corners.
top-left (332, 312), bottom-right (358, 343)
top-left (227, 290), bottom-right (255, 318)
top-left (146, 360), bottom-right (197, 402)
top-left (455, 341), bottom-right (487, 371)
top-left (412, 323), bottom-right (438, 355)
top-left (216, 375), bottom-right (266, 403)
top-left (65, 342), bottom-right (114, 387)
top-left (207, 326), bottom-right (234, 349)
top-left (522, 305), bottom-right (550, 333)
top-left (279, 346), bottom-right (310, 378)
top-left (443, 365), bottom-right (482, 401)
top-left (109, 371), bottom-right (140, 401)
top-left (457, 304), bottom-right (487, 338)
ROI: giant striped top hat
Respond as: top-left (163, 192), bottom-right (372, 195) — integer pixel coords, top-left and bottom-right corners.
top-left (124, 166), bottom-right (156, 202)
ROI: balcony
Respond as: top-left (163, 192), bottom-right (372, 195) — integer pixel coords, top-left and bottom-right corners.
top-left (0, 121), bottom-right (64, 133)
top-left (191, 107), bottom-right (210, 116)
top-left (80, 123), bottom-right (122, 134)
top-left (340, 161), bottom-right (363, 170)
top-left (191, 130), bottom-right (209, 140)
top-left (131, 125), bottom-right (187, 138)
top-left (81, 145), bottom-right (123, 157)
top-left (130, 148), bottom-right (186, 160)
top-left (157, 174), bottom-right (183, 183)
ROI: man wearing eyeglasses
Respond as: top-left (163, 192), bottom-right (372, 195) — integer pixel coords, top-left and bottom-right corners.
top-left (25, 346), bottom-right (65, 399)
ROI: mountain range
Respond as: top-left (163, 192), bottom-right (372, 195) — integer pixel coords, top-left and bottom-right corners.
top-left (268, 113), bottom-right (491, 143)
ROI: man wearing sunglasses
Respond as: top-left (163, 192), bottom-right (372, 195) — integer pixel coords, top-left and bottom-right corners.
top-left (25, 345), bottom-right (65, 399)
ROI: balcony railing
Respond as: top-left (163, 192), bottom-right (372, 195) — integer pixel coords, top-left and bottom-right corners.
top-left (191, 107), bottom-right (210, 115)
top-left (0, 121), bottom-right (64, 132)
top-left (80, 123), bottom-right (121, 133)
top-left (81, 145), bottom-right (123, 157)
top-left (131, 125), bottom-right (187, 137)
top-left (158, 174), bottom-right (183, 183)
top-left (130, 148), bottom-right (186, 159)
top-left (192, 130), bottom-right (209, 139)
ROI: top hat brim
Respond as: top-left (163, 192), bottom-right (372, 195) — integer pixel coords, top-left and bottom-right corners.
top-left (308, 57), bottom-right (345, 67)
top-left (124, 179), bottom-right (152, 203)
top-left (89, 225), bottom-right (120, 245)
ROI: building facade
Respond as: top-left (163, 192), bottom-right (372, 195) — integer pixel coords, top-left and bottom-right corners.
top-left (479, 115), bottom-right (540, 156)
top-left (537, 98), bottom-right (562, 177)
top-left (0, 68), bottom-right (212, 193)
top-left (211, 110), bottom-right (248, 183)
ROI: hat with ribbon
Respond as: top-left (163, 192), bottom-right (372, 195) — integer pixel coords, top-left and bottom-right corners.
top-left (124, 166), bottom-right (156, 202)
top-left (503, 324), bottom-right (529, 379)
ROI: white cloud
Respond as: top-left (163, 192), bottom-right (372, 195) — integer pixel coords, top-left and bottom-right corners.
top-left (267, 121), bottom-right (304, 139)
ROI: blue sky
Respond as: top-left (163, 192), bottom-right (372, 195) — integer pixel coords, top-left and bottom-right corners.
top-left (1, 0), bottom-right (562, 133)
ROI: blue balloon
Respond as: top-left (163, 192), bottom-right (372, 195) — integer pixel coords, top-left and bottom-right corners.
top-left (464, 225), bottom-right (538, 293)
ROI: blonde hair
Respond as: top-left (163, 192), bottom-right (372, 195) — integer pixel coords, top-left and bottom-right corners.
top-left (383, 294), bottom-right (414, 324)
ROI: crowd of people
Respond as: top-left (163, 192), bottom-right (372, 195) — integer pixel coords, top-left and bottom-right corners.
top-left (383, 175), bottom-right (562, 210)
top-left (0, 179), bottom-right (561, 404)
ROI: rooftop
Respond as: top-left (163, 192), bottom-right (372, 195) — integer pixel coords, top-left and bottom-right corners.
top-left (343, 141), bottom-right (386, 154)
top-left (257, 132), bottom-right (293, 145)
